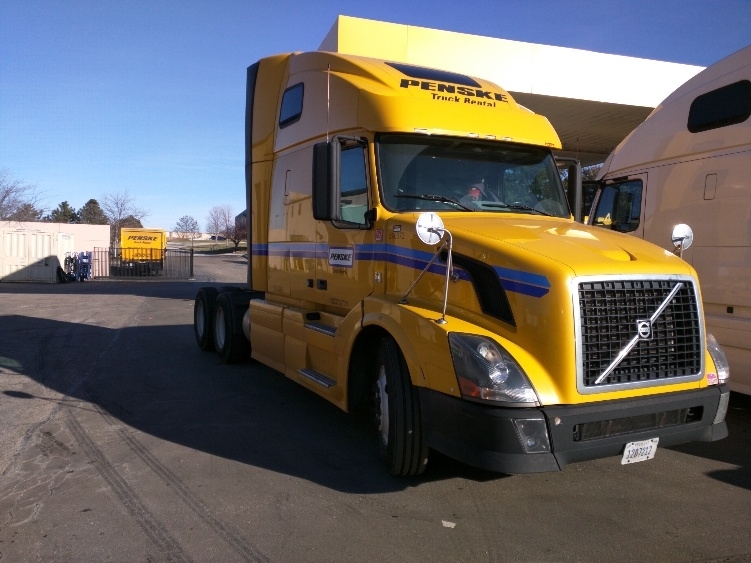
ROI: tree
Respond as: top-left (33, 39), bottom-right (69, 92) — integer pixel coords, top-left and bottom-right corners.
top-left (0, 169), bottom-right (45, 221)
top-left (205, 206), bottom-right (222, 238)
top-left (78, 199), bottom-right (109, 224)
top-left (101, 190), bottom-right (148, 244)
top-left (174, 215), bottom-right (200, 240)
top-left (46, 201), bottom-right (79, 223)
top-left (8, 202), bottom-right (44, 221)
top-left (226, 223), bottom-right (246, 249)
top-left (120, 215), bottom-right (143, 229)
top-left (206, 205), bottom-right (234, 241)
top-left (582, 164), bottom-right (603, 182)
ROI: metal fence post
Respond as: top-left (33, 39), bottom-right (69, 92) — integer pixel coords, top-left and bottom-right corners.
top-left (189, 247), bottom-right (194, 279)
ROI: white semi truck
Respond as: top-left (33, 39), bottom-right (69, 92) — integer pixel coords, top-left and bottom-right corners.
top-left (589, 45), bottom-right (750, 394)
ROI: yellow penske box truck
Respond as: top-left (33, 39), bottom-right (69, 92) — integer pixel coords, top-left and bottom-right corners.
top-left (193, 51), bottom-right (730, 476)
top-left (120, 227), bottom-right (167, 276)
top-left (588, 45), bottom-right (751, 395)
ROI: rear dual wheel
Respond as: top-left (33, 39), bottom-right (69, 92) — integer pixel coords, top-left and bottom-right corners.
top-left (213, 292), bottom-right (250, 364)
top-left (194, 287), bottom-right (218, 351)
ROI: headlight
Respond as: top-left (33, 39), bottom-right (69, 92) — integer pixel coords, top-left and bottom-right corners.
top-left (706, 333), bottom-right (730, 384)
top-left (448, 333), bottom-right (539, 405)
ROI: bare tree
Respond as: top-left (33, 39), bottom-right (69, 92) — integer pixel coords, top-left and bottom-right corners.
top-left (101, 189), bottom-right (149, 244)
top-left (206, 205), bottom-right (233, 242)
top-left (205, 207), bottom-right (221, 238)
top-left (225, 222), bottom-right (246, 249)
top-left (174, 215), bottom-right (200, 240)
top-left (0, 169), bottom-right (45, 221)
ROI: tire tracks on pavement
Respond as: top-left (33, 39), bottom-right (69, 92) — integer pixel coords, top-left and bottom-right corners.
top-left (81, 383), bottom-right (271, 563)
top-left (66, 414), bottom-right (193, 563)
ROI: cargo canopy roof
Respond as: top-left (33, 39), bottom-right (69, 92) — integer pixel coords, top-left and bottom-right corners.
top-left (320, 16), bottom-right (704, 166)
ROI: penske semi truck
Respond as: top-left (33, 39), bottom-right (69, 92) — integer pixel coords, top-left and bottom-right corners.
top-left (193, 51), bottom-right (730, 476)
top-left (588, 45), bottom-right (750, 395)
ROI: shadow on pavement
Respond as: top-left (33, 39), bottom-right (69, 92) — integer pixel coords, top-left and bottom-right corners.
top-left (0, 308), bottom-right (506, 493)
top-left (670, 392), bottom-right (751, 491)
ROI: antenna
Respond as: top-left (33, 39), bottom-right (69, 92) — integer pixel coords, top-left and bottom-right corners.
top-left (326, 64), bottom-right (331, 142)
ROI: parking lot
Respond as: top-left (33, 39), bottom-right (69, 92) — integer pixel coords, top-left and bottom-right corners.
top-left (1, 252), bottom-right (750, 562)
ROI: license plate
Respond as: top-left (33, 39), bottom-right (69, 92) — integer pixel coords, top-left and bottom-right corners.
top-left (621, 438), bottom-right (659, 465)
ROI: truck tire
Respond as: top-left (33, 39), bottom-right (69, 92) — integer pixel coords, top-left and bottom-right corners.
top-left (194, 287), bottom-right (218, 351)
top-left (213, 292), bottom-right (250, 364)
top-left (373, 336), bottom-right (428, 477)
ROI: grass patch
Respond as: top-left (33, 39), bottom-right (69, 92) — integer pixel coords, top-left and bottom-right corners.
top-left (169, 240), bottom-right (246, 254)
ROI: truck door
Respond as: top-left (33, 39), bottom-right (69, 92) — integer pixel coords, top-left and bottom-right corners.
top-left (590, 174), bottom-right (647, 238)
top-left (315, 140), bottom-right (375, 312)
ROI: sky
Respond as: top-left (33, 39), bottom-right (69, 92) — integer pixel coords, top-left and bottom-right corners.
top-left (2, 1), bottom-right (750, 232)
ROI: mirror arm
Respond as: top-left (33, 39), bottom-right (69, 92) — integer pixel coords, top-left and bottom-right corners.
top-left (436, 229), bottom-right (453, 324)
top-left (400, 239), bottom-right (448, 305)
top-left (400, 228), bottom-right (454, 325)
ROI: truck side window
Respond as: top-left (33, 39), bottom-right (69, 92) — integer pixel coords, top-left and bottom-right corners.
top-left (592, 180), bottom-right (643, 233)
top-left (279, 83), bottom-right (304, 128)
top-left (339, 146), bottom-right (368, 226)
top-left (688, 80), bottom-right (751, 133)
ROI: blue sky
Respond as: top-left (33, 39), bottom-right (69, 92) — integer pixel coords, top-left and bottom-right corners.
top-left (2, 1), bottom-right (750, 231)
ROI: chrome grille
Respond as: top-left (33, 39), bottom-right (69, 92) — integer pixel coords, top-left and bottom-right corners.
top-left (578, 278), bottom-right (702, 389)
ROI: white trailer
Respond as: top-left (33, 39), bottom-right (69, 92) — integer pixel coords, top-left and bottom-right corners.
top-left (0, 229), bottom-right (74, 282)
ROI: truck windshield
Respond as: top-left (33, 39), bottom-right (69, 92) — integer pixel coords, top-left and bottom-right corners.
top-left (377, 133), bottom-right (569, 217)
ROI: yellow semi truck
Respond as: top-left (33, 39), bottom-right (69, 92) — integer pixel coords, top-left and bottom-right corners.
top-left (193, 52), bottom-right (730, 476)
top-left (120, 227), bottom-right (166, 276)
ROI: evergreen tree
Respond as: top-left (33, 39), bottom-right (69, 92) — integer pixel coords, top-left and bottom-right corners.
top-left (46, 201), bottom-right (78, 223)
top-left (78, 198), bottom-right (109, 224)
top-left (120, 215), bottom-right (143, 229)
top-left (8, 202), bottom-right (45, 221)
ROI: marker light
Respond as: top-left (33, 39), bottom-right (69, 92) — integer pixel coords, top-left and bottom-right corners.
top-left (707, 333), bottom-right (730, 384)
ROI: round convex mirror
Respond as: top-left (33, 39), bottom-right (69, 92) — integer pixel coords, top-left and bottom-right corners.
top-left (415, 212), bottom-right (445, 245)
top-left (671, 223), bottom-right (694, 251)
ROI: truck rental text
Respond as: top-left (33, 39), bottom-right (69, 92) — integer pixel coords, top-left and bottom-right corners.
top-left (192, 52), bottom-right (730, 476)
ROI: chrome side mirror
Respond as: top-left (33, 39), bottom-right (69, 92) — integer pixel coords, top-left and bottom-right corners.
top-left (671, 224), bottom-right (694, 257)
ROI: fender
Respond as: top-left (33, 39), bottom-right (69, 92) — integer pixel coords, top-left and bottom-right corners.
top-left (362, 296), bottom-right (457, 394)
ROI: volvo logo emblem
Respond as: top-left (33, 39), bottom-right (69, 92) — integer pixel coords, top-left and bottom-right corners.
top-left (636, 319), bottom-right (652, 340)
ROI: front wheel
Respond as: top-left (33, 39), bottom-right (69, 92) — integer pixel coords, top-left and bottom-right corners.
top-left (373, 337), bottom-right (428, 477)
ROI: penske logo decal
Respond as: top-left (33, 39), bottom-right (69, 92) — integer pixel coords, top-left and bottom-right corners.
top-left (127, 236), bottom-right (159, 241)
top-left (399, 79), bottom-right (508, 107)
top-left (328, 247), bottom-right (354, 267)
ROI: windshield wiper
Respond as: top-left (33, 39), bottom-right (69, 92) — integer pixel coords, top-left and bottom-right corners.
top-left (479, 202), bottom-right (553, 216)
top-left (395, 194), bottom-right (474, 211)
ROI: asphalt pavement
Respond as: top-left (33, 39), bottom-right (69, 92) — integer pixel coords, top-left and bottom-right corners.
top-left (1, 252), bottom-right (750, 562)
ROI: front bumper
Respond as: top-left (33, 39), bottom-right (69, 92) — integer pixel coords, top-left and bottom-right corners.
top-left (419, 385), bottom-right (729, 474)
